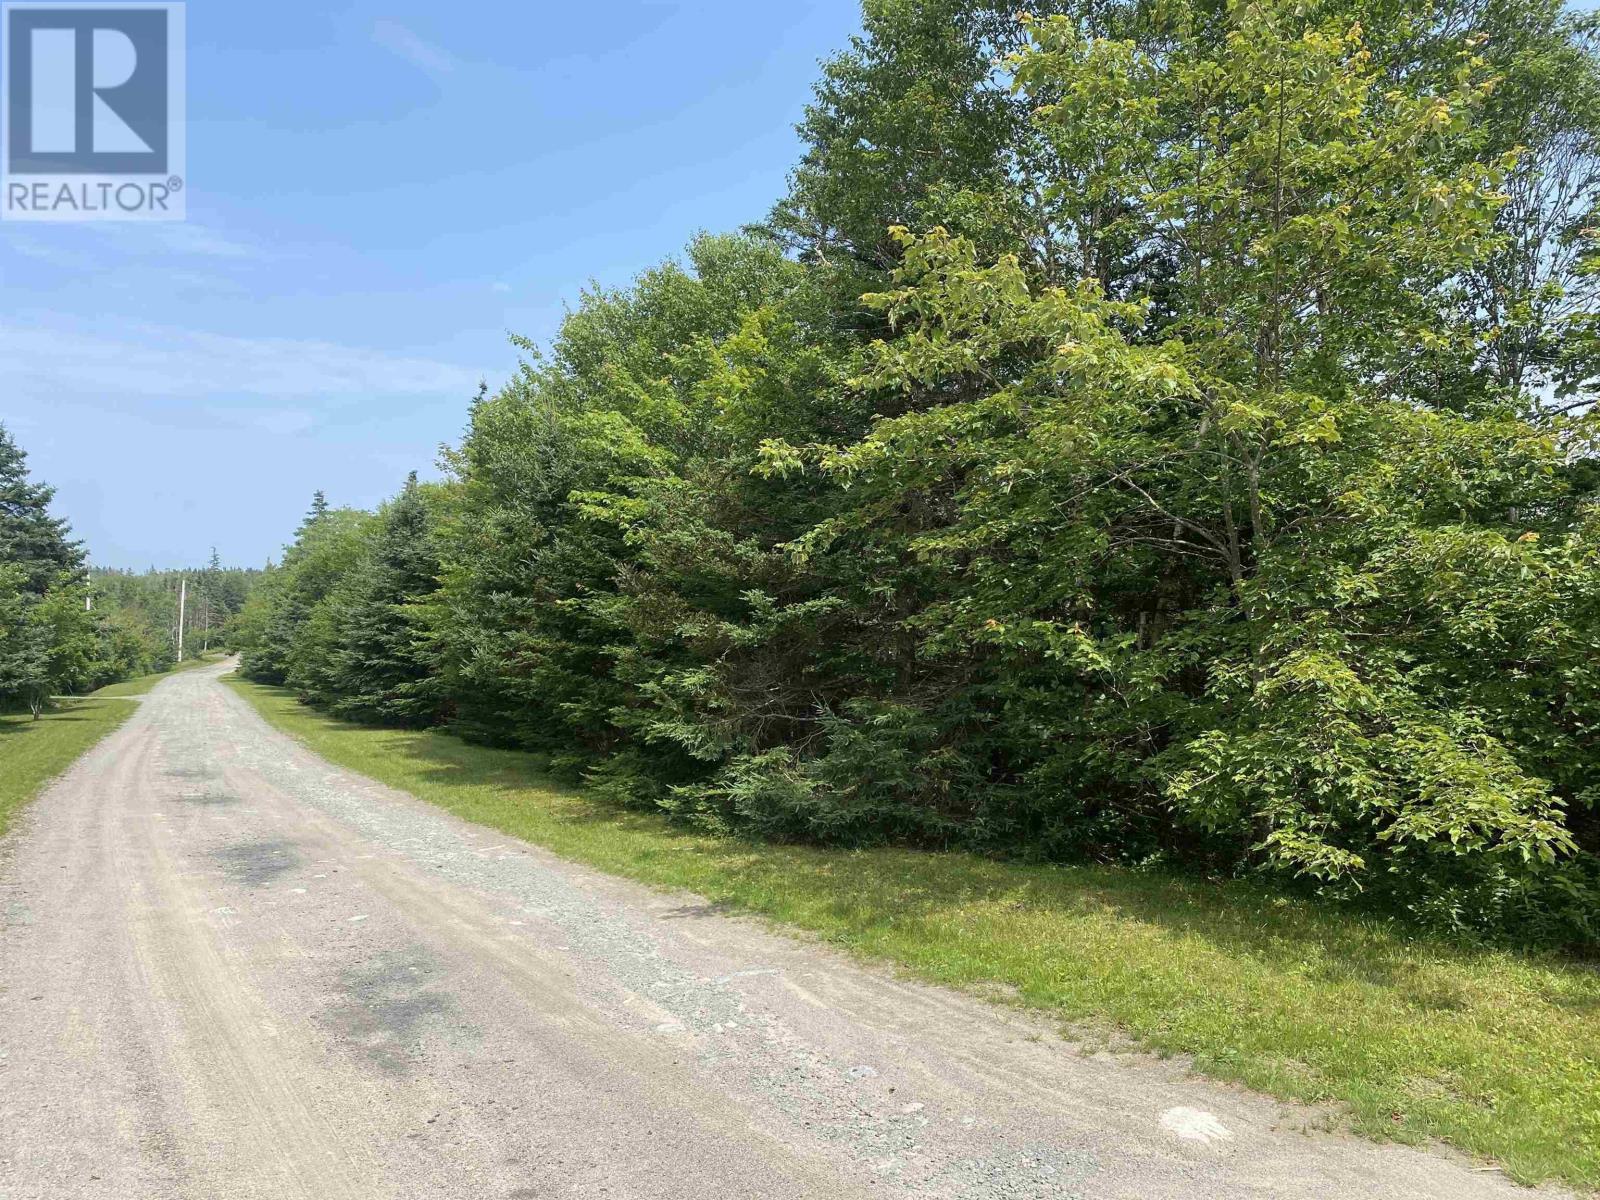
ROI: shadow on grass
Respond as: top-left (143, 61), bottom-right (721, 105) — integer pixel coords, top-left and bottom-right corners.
top-left (216, 679), bottom-right (1600, 1187)
top-left (284, 704), bottom-right (1600, 1023)
top-left (1, 711), bottom-right (99, 731)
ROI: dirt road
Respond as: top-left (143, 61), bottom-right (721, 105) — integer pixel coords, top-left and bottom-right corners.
top-left (0, 663), bottom-right (1548, 1199)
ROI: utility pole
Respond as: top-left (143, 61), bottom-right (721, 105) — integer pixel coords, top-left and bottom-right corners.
top-left (177, 577), bottom-right (187, 662)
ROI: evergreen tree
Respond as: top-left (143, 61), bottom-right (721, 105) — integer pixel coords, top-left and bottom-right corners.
top-left (236, 498), bottom-right (371, 686)
top-left (0, 424), bottom-right (95, 713)
top-left (0, 422), bottom-right (84, 594)
top-left (319, 474), bottom-right (445, 726)
top-left (0, 563), bottom-right (50, 716)
top-left (233, 0), bottom-right (1600, 947)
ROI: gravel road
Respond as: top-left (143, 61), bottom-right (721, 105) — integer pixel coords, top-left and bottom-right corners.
top-left (0, 663), bottom-right (1553, 1199)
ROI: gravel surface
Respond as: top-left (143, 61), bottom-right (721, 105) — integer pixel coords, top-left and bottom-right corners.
top-left (0, 663), bottom-right (1557, 1199)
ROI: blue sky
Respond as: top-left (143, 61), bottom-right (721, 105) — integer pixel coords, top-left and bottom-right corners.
top-left (2, 1), bottom-right (861, 568)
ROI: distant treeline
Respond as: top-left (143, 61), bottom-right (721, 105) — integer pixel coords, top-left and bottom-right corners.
top-left (1, 423), bottom-right (259, 713)
top-left (239, 0), bottom-right (1600, 947)
top-left (91, 561), bottom-right (259, 664)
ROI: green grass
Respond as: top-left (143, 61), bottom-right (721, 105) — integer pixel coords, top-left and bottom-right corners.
top-left (0, 656), bottom-right (228, 834)
top-left (0, 698), bottom-right (139, 835)
top-left (88, 651), bottom-right (225, 699)
top-left (229, 676), bottom-right (1600, 1192)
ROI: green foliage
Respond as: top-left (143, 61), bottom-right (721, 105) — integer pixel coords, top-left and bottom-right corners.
top-left (772, 0), bottom-right (1046, 270)
top-left (235, 0), bottom-right (1600, 948)
top-left (235, 496), bottom-right (373, 687)
top-left (0, 698), bottom-right (139, 834)
top-left (0, 423), bottom-right (188, 712)
top-left (307, 475), bottom-right (447, 726)
top-left (89, 558), bottom-right (260, 674)
top-left (233, 674), bottom-right (1600, 1191)
top-left (0, 563), bottom-right (50, 716)
top-left (0, 423), bottom-right (84, 594)
top-left (0, 424), bottom-right (84, 715)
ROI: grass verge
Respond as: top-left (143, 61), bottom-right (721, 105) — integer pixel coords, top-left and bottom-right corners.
top-left (0, 699), bottom-right (138, 836)
top-left (1, 656), bottom-right (226, 834)
top-left (228, 676), bottom-right (1600, 1191)
top-left (88, 652), bottom-right (225, 699)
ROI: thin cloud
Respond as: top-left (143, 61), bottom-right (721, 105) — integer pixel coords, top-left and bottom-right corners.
top-left (6, 223), bottom-right (267, 267)
top-left (132, 224), bottom-right (264, 260)
top-left (6, 234), bottom-right (89, 268)
top-left (0, 320), bottom-right (482, 400)
top-left (209, 406), bottom-right (320, 437)
top-left (372, 19), bottom-right (457, 77)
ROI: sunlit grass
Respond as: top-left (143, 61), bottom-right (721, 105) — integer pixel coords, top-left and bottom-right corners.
top-left (0, 699), bottom-right (138, 835)
top-left (230, 676), bottom-right (1600, 1191)
top-left (0, 656), bottom-right (225, 833)
top-left (88, 651), bottom-right (224, 699)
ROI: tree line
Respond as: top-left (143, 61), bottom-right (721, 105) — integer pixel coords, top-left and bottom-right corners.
top-left (92, 557), bottom-right (257, 660)
top-left (0, 423), bottom-right (258, 713)
top-left (238, 0), bottom-right (1600, 948)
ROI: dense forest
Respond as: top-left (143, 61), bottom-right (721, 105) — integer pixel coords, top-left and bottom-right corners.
top-left (238, 0), bottom-right (1600, 947)
top-left (91, 560), bottom-right (258, 660)
top-left (0, 422), bottom-right (258, 711)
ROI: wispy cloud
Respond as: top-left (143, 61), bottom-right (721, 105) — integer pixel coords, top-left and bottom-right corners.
top-left (0, 320), bottom-right (482, 403)
top-left (122, 223), bottom-right (264, 260)
top-left (6, 234), bottom-right (89, 268)
top-left (372, 19), bottom-right (456, 77)
top-left (209, 406), bottom-right (320, 437)
top-left (5, 222), bottom-right (267, 269)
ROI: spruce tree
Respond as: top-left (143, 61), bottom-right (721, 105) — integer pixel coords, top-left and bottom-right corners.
top-left (324, 473), bottom-right (443, 726)
top-left (0, 423), bottom-right (84, 594)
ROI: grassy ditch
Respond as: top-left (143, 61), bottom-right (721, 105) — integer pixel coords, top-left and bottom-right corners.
top-left (229, 676), bottom-right (1600, 1191)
